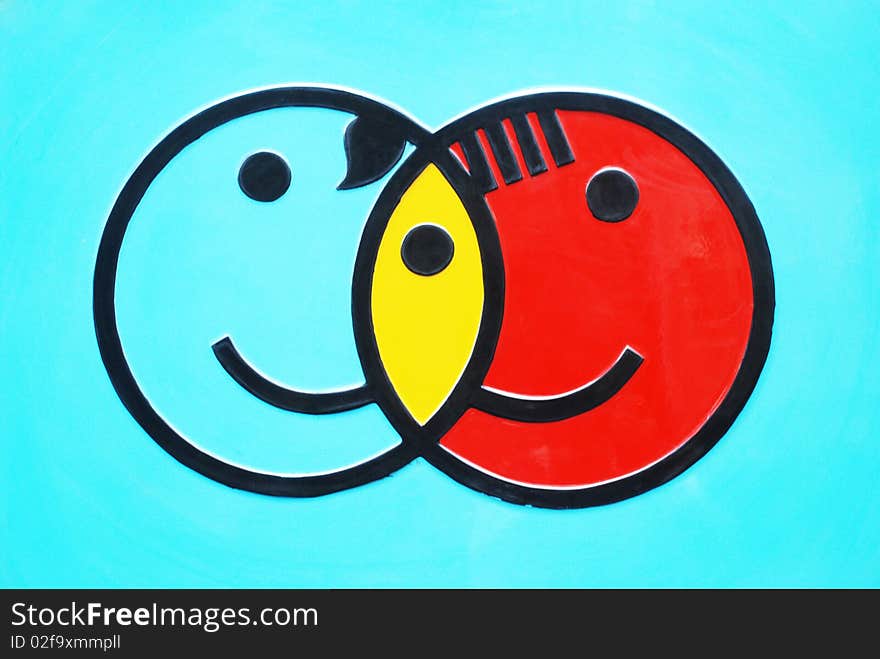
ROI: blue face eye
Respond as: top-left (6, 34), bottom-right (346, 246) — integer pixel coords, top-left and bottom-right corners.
top-left (238, 151), bottom-right (291, 202)
top-left (586, 168), bottom-right (639, 223)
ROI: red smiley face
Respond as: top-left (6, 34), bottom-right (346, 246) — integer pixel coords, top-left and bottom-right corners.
top-left (433, 93), bottom-right (774, 505)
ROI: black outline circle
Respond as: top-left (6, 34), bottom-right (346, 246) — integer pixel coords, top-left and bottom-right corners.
top-left (410, 92), bottom-right (774, 508)
top-left (94, 87), bottom-right (432, 497)
top-left (95, 88), bottom-right (774, 508)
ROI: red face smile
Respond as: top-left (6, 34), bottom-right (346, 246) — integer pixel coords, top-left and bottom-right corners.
top-left (433, 98), bottom-right (772, 499)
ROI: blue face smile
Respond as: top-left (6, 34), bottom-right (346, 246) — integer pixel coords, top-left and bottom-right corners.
top-left (110, 99), bottom-right (415, 478)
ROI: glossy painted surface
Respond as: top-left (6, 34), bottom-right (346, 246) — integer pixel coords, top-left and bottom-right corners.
top-left (441, 109), bottom-right (754, 486)
top-left (2, 1), bottom-right (878, 586)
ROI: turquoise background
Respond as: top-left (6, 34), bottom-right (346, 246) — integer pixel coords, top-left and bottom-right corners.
top-left (2, 1), bottom-right (878, 587)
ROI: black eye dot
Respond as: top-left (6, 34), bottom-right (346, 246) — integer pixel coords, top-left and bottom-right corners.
top-left (586, 168), bottom-right (639, 222)
top-left (238, 151), bottom-right (291, 202)
top-left (401, 224), bottom-right (454, 276)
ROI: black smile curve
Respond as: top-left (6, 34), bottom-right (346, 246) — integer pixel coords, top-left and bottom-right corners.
top-left (212, 336), bottom-right (373, 414)
top-left (471, 347), bottom-right (643, 423)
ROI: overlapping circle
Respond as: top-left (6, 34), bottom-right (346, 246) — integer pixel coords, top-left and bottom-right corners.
top-left (94, 87), bottom-right (773, 508)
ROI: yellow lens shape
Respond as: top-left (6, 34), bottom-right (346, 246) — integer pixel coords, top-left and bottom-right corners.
top-left (370, 164), bottom-right (484, 425)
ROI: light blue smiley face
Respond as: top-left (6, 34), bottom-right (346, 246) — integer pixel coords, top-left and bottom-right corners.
top-left (110, 92), bottom-right (422, 480)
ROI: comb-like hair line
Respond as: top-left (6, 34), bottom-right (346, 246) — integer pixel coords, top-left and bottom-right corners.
top-left (459, 130), bottom-right (498, 193)
top-left (537, 109), bottom-right (575, 167)
top-left (484, 122), bottom-right (523, 185)
top-left (509, 113), bottom-right (548, 177)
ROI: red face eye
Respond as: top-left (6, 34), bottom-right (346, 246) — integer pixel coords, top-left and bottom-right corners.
top-left (586, 168), bottom-right (639, 222)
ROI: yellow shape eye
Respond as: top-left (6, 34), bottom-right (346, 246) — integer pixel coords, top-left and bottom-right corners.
top-left (401, 223), bottom-right (455, 276)
top-left (370, 164), bottom-right (484, 426)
